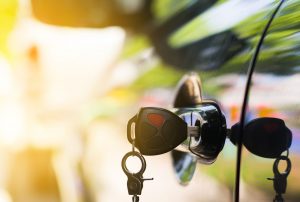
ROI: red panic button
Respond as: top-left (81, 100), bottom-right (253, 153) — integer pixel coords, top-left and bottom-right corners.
top-left (147, 113), bottom-right (165, 128)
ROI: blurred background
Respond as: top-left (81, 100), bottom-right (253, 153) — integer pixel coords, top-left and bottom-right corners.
top-left (0, 0), bottom-right (300, 201)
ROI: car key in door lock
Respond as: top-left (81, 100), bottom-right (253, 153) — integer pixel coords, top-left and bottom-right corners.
top-left (121, 127), bottom-right (153, 202)
top-left (126, 107), bottom-right (201, 156)
top-left (122, 105), bottom-right (226, 201)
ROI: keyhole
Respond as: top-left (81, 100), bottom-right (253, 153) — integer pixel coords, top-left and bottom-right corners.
top-left (126, 155), bottom-right (142, 174)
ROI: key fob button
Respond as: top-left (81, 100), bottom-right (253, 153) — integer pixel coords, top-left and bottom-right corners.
top-left (139, 122), bottom-right (158, 142)
top-left (162, 120), bottom-right (175, 141)
top-left (147, 136), bottom-right (165, 148)
top-left (147, 113), bottom-right (165, 128)
top-left (162, 120), bottom-right (187, 147)
top-left (144, 136), bottom-right (165, 155)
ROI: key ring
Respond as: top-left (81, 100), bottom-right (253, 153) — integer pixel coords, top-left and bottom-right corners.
top-left (122, 150), bottom-right (152, 199)
top-left (273, 155), bottom-right (291, 177)
top-left (122, 151), bottom-right (146, 176)
top-left (268, 154), bottom-right (292, 202)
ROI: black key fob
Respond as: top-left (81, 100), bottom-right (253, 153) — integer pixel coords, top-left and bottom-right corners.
top-left (127, 107), bottom-right (187, 155)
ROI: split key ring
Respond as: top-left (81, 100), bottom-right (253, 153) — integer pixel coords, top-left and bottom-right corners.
top-left (122, 151), bottom-right (146, 176)
top-left (122, 150), bottom-right (153, 198)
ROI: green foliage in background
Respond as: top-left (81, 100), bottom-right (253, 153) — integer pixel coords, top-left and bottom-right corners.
top-left (200, 157), bottom-right (236, 189)
top-left (130, 63), bottom-right (184, 91)
top-left (235, 0), bottom-right (300, 38)
top-left (119, 0), bottom-right (300, 96)
top-left (242, 155), bottom-right (300, 200)
top-left (121, 35), bottom-right (152, 59)
top-left (152, 0), bottom-right (195, 22)
top-left (201, 152), bottom-right (300, 201)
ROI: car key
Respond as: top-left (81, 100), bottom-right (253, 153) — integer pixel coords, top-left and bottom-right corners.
top-left (127, 107), bottom-right (197, 155)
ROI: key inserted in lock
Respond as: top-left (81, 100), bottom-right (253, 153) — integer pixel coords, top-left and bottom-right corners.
top-left (127, 107), bottom-right (204, 155)
top-left (127, 107), bottom-right (189, 155)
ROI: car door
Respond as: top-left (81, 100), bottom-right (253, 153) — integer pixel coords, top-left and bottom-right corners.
top-left (146, 0), bottom-right (300, 201)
